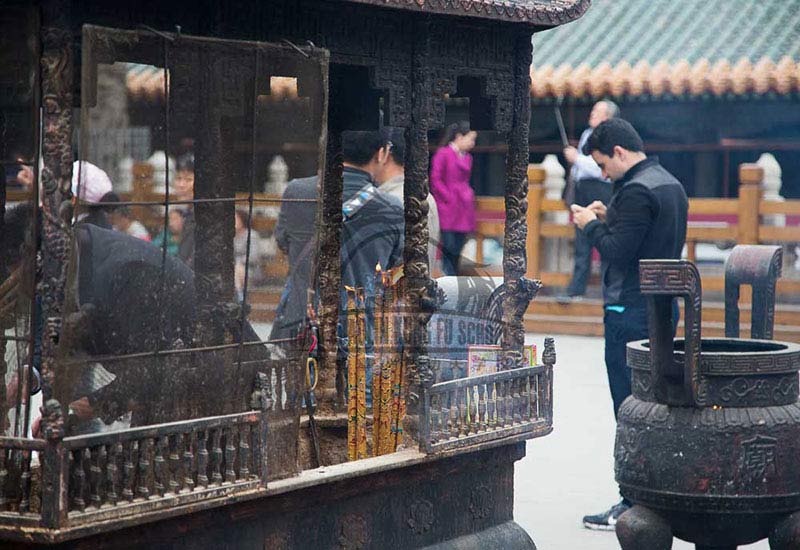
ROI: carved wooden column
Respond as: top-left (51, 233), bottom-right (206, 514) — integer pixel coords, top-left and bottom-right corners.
top-left (39, 0), bottom-right (74, 400)
top-left (402, 17), bottom-right (439, 448)
top-left (501, 31), bottom-right (539, 368)
top-left (315, 125), bottom-right (344, 415)
top-left (193, 54), bottom-right (235, 348)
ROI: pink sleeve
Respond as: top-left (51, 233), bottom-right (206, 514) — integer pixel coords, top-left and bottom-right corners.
top-left (430, 149), bottom-right (454, 205)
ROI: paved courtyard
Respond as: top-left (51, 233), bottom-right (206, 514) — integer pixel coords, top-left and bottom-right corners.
top-left (514, 333), bottom-right (769, 550)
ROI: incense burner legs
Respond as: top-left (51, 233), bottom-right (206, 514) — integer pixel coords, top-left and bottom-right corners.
top-left (615, 506), bottom-right (672, 550)
top-left (770, 511), bottom-right (800, 550)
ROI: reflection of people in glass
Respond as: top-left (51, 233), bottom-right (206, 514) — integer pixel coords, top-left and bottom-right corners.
top-left (271, 173), bottom-right (318, 342)
top-left (104, 193), bottom-right (151, 241)
top-left (152, 209), bottom-right (185, 257)
top-left (173, 153), bottom-right (196, 267)
top-left (430, 121), bottom-right (477, 275)
top-left (4, 203), bottom-right (273, 432)
top-left (233, 209), bottom-right (264, 298)
top-left (72, 161), bottom-right (114, 229)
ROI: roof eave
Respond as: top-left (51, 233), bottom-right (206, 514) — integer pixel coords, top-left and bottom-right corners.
top-left (339, 0), bottom-right (591, 27)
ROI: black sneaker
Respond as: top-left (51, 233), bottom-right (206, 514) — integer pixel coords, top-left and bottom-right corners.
top-left (582, 500), bottom-right (630, 531)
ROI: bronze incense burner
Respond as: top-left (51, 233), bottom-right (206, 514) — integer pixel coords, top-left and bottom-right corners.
top-left (616, 247), bottom-right (800, 550)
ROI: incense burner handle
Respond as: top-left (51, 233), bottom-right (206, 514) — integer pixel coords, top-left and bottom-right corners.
top-left (639, 259), bottom-right (703, 407)
top-left (724, 245), bottom-right (782, 340)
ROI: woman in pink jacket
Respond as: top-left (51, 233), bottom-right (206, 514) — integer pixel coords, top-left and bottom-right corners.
top-left (430, 121), bottom-right (477, 275)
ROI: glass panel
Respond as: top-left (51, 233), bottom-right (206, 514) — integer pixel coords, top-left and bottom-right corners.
top-left (0, 4), bottom-right (38, 165)
top-left (1, 5), bottom-right (40, 438)
top-left (56, 26), bottom-right (328, 443)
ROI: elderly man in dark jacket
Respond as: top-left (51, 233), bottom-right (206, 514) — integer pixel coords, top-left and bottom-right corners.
top-left (572, 118), bottom-right (688, 530)
top-left (3, 204), bottom-right (270, 432)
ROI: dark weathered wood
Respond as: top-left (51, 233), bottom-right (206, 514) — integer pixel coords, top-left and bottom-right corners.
top-left (182, 434), bottom-right (195, 492)
top-left (197, 431), bottom-right (209, 488)
top-left (62, 412), bottom-right (261, 449)
top-left (122, 443), bottom-right (135, 503)
top-left (420, 364), bottom-right (553, 452)
top-left (137, 439), bottom-right (151, 499)
top-left (107, 443), bottom-right (120, 505)
top-left (224, 429), bottom-right (236, 484)
top-left (168, 435), bottom-right (180, 494)
top-left (18, 451), bottom-right (32, 513)
top-left (0, 437), bottom-right (46, 451)
top-left (0, 451), bottom-right (7, 510)
top-left (210, 429), bottom-right (223, 485)
top-left (316, 128), bottom-right (343, 415)
top-left (154, 437), bottom-right (167, 497)
top-left (71, 449), bottom-right (87, 512)
top-left (258, 411), bottom-right (269, 487)
top-left (89, 446), bottom-right (103, 508)
top-left (238, 425), bottom-right (250, 479)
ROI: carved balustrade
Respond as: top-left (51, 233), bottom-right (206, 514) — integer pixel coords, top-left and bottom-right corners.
top-left (421, 338), bottom-right (555, 454)
top-left (0, 410), bottom-right (265, 531)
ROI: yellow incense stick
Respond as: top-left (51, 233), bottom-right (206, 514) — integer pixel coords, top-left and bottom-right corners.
top-left (346, 287), bottom-right (358, 461)
top-left (372, 272), bottom-right (384, 455)
top-left (356, 288), bottom-right (368, 459)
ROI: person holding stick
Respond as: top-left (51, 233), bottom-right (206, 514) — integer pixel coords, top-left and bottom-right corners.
top-left (557, 100), bottom-right (618, 304)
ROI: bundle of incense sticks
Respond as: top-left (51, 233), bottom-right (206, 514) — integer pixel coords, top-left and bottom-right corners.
top-left (379, 269), bottom-right (397, 455)
top-left (372, 265), bottom-right (384, 454)
top-left (390, 274), bottom-right (405, 450)
top-left (355, 288), bottom-right (368, 459)
top-left (346, 286), bottom-right (358, 461)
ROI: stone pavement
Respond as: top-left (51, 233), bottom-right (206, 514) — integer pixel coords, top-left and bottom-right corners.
top-left (515, 333), bottom-right (769, 550)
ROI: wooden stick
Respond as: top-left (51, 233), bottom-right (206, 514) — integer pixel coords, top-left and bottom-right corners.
top-left (372, 269), bottom-right (384, 455)
top-left (390, 275), bottom-right (405, 450)
top-left (345, 287), bottom-right (358, 461)
top-left (355, 289), bottom-right (368, 459)
top-left (377, 273), bottom-right (394, 455)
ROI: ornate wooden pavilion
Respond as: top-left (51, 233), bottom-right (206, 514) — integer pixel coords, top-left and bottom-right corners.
top-left (0, 0), bottom-right (588, 547)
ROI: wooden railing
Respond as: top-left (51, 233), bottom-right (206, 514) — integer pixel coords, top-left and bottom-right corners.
top-left (421, 363), bottom-right (553, 454)
top-left (0, 410), bottom-right (265, 531)
top-left (474, 163), bottom-right (800, 295)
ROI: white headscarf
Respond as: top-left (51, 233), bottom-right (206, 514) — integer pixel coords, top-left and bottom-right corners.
top-left (71, 161), bottom-right (113, 204)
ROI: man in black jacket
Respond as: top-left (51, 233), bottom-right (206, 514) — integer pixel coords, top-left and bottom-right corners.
top-left (572, 118), bottom-right (688, 530)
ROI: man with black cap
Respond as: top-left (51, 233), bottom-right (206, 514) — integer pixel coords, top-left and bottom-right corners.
top-left (572, 118), bottom-right (688, 530)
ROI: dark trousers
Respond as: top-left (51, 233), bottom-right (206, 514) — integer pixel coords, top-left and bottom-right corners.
top-left (567, 178), bottom-right (611, 296)
top-left (604, 301), bottom-right (679, 419)
top-left (606, 301), bottom-right (678, 506)
top-left (441, 231), bottom-right (467, 276)
top-left (567, 227), bottom-right (591, 296)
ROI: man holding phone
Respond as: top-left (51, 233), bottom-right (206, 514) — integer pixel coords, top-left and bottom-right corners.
top-left (572, 118), bottom-right (688, 530)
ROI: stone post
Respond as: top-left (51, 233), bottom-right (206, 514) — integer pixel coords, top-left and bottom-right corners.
top-left (540, 154), bottom-right (571, 272)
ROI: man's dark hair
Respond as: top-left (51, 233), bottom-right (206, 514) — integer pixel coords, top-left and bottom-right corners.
top-left (342, 131), bottom-right (388, 166)
top-left (2, 202), bottom-right (36, 268)
top-left (100, 191), bottom-right (133, 217)
top-left (439, 120), bottom-right (471, 148)
top-left (176, 153), bottom-right (194, 173)
top-left (381, 127), bottom-right (405, 167)
top-left (583, 118), bottom-right (644, 156)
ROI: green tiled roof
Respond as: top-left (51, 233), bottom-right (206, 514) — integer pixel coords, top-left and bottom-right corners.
top-left (530, 0), bottom-right (800, 98)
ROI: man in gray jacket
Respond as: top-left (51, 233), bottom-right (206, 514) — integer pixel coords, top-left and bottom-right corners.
top-left (271, 131), bottom-right (405, 341)
top-left (375, 127), bottom-right (441, 274)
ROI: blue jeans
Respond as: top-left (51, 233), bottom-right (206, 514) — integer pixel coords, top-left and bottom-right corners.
top-left (441, 231), bottom-right (467, 276)
top-left (603, 301), bottom-right (679, 419)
